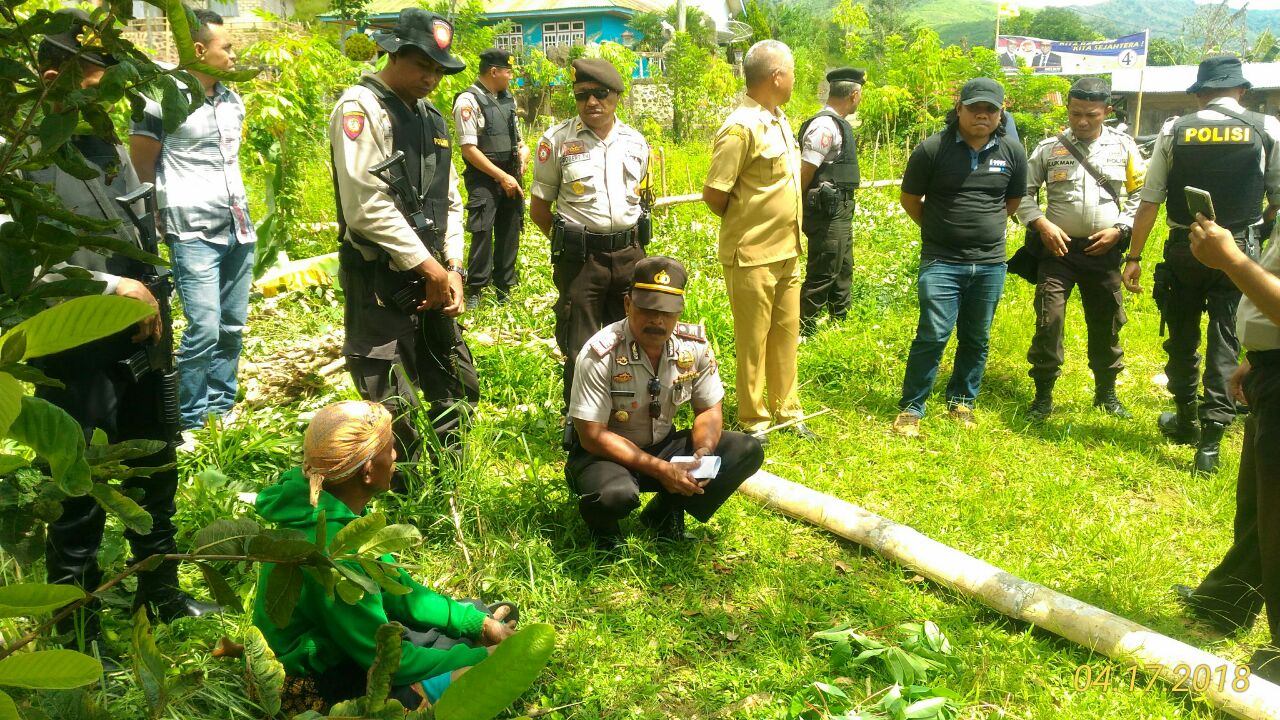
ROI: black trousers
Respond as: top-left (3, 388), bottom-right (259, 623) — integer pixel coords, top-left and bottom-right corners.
top-left (463, 167), bottom-right (524, 294)
top-left (799, 197), bottom-right (855, 330)
top-left (553, 243), bottom-right (645, 408)
top-left (1027, 240), bottom-right (1125, 384)
top-left (1188, 354), bottom-right (1280, 637)
top-left (346, 311), bottom-right (479, 472)
top-left (565, 430), bottom-right (764, 532)
top-left (35, 334), bottom-right (181, 596)
top-left (1162, 238), bottom-right (1250, 425)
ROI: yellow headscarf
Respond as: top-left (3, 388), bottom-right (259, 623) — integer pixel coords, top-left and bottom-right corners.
top-left (302, 400), bottom-right (394, 506)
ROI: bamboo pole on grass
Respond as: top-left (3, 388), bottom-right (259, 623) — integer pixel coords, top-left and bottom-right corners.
top-left (738, 470), bottom-right (1280, 720)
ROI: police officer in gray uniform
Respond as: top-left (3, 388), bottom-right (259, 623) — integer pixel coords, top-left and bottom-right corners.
top-left (530, 58), bottom-right (650, 413)
top-left (454, 47), bottom-right (528, 307)
top-left (567, 257), bottom-right (764, 547)
top-left (1018, 77), bottom-right (1145, 420)
top-left (798, 67), bottom-right (864, 337)
top-left (1123, 56), bottom-right (1280, 473)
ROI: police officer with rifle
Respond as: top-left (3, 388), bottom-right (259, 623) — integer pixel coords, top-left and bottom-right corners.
top-left (25, 11), bottom-right (222, 658)
top-left (1123, 56), bottom-right (1280, 473)
top-left (798, 67), bottom-right (864, 337)
top-left (329, 8), bottom-right (477, 481)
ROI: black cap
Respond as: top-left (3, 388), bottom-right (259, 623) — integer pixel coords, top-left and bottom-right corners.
top-left (630, 257), bottom-right (687, 313)
top-left (373, 9), bottom-right (465, 74)
top-left (960, 77), bottom-right (1004, 107)
top-left (40, 8), bottom-right (115, 68)
top-left (1188, 55), bottom-right (1251, 94)
top-left (1068, 77), bottom-right (1111, 103)
top-left (826, 67), bottom-right (865, 84)
top-left (571, 58), bottom-right (624, 93)
top-left (479, 47), bottom-right (515, 70)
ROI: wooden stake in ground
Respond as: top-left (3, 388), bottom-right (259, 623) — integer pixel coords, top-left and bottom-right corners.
top-left (738, 470), bottom-right (1280, 720)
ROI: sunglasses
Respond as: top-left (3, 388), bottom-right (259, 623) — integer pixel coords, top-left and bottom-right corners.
top-left (574, 87), bottom-right (612, 102)
top-left (647, 377), bottom-right (662, 419)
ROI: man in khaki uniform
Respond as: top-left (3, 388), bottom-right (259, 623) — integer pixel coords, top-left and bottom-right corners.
top-left (530, 58), bottom-right (650, 417)
top-left (568, 257), bottom-right (764, 547)
top-left (702, 39), bottom-right (816, 443)
top-left (329, 8), bottom-right (475, 480)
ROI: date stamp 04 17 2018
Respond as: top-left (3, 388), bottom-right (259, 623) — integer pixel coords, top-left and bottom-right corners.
top-left (1072, 662), bottom-right (1252, 693)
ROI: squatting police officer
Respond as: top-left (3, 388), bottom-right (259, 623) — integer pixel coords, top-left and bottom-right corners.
top-left (329, 9), bottom-right (478, 478)
top-left (1122, 56), bottom-right (1280, 473)
top-left (566, 257), bottom-right (764, 547)
top-left (798, 67), bottom-right (864, 337)
top-left (530, 58), bottom-right (651, 415)
top-left (453, 47), bottom-right (528, 308)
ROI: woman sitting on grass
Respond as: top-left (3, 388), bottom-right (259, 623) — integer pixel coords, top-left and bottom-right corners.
top-left (251, 400), bottom-right (516, 710)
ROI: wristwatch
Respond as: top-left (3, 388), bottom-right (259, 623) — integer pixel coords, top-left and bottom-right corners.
top-left (1113, 223), bottom-right (1132, 241)
top-left (1123, 255), bottom-right (1141, 263)
top-left (446, 263), bottom-right (467, 280)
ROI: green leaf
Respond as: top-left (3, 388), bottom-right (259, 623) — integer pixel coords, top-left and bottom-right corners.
top-left (196, 562), bottom-right (244, 613)
top-left (6, 295), bottom-right (154, 360)
top-left (84, 438), bottom-right (166, 464)
top-left (192, 517), bottom-right (260, 556)
top-left (242, 626), bottom-right (284, 716)
top-left (27, 278), bottom-right (109, 301)
top-left (0, 649), bottom-right (101, 689)
top-left (331, 559), bottom-right (379, 595)
top-left (0, 455), bottom-right (28, 475)
top-left (0, 583), bottom-right (85, 618)
top-left (923, 621), bottom-right (949, 654)
top-left (334, 577), bottom-right (365, 605)
top-left (188, 62), bottom-right (260, 83)
top-left (90, 484), bottom-right (153, 535)
top-left (329, 512), bottom-right (385, 556)
top-left (0, 332), bottom-right (24, 365)
top-left (0, 362), bottom-right (64, 389)
top-left (357, 559), bottom-right (411, 596)
top-left (36, 109), bottom-right (78, 156)
top-left (813, 681), bottom-right (849, 699)
top-left (364, 623), bottom-right (403, 710)
top-left (905, 697), bottom-right (950, 719)
top-left (131, 607), bottom-right (168, 713)
top-left (8, 396), bottom-right (91, 496)
top-left (90, 429), bottom-right (107, 447)
top-left (314, 507), bottom-right (327, 551)
top-left (263, 563), bottom-right (303, 628)
top-left (0, 689), bottom-right (16, 720)
top-left (247, 532), bottom-right (319, 562)
top-left (360, 523), bottom-right (421, 557)
top-left (0, 372), bottom-right (19, 439)
top-left (434, 624), bottom-right (557, 720)
top-left (157, 75), bottom-right (189, 134)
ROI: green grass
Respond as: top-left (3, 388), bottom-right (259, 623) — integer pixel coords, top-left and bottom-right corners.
top-left (33, 168), bottom-right (1261, 719)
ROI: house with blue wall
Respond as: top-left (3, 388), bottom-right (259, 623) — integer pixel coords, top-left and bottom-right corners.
top-left (320, 0), bottom-right (667, 54)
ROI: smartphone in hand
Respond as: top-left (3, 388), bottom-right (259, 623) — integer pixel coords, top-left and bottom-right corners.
top-left (1185, 186), bottom-right (1216, 221)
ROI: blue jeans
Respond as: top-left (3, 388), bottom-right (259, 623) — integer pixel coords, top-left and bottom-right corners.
top-left (899, 259), bottom-right (1007, 417)
top-left (170, 230), bottom-right (254, 430)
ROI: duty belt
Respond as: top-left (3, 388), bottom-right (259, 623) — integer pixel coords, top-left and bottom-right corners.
top-left (580, 225), bottom-right (639, 251)
top-left (1169, 224), bottom-right (1260, 244)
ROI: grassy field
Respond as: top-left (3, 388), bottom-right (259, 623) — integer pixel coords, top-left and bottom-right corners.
top-left (49, 152), bottom-right (1265, 719)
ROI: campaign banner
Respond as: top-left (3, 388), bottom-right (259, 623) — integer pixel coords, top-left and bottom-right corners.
top-left (997, 32), bottom-right (1147, 75)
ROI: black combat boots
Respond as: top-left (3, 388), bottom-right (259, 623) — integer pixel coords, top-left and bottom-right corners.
top-left (1158, 400), bottom-right (1200, 445)
top-left (1093, 376), bottom-right (1131, 418)
top-left (637, 496), bottom-right (694, 542)
top-left (1027, 379), bottom-right (1054, 421)
top-left (1194, 421), bottom-right (1227, 474)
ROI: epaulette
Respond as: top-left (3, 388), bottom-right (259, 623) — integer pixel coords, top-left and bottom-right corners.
top-left (674, 322), bottom-right (706, 343)
top-left (1035, 135), bottom-right (1060, 149)
top-left (591, 332), bottom-right (620, 357)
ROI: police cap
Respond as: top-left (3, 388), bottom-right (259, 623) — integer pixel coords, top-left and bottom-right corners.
top-left (630, 256), bottom-right (687, 313)
top-left (373, 9), bottom-right (465, 74)
top-left (571, 58), bottom-right (624, 93)
top-left (826, 67), bottom-right (865, 85)
top-left (39, 8), bottom-right (115, 68)
top-left (479, 47), bottom-right (515, 70)
top-left (1068, 77), bottom-right (1111, 103)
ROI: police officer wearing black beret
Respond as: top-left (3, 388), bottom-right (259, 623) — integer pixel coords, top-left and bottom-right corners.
top-left (453, 47), bottom-right (528, 308)
top-left (1122, 56), bottom-right (1280, 473)
top-left (798, 67), bottom-right (864, 336)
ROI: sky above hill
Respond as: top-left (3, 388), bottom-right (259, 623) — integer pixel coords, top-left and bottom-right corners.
top-left (1020, 0), bottom-right (1280, 7)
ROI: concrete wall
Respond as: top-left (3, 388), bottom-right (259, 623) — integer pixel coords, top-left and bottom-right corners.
top-left (626, 80), bottom-right (673, 128)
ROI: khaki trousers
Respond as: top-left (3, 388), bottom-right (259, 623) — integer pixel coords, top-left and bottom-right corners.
top-left (724, 257), bottom-right (803, 431)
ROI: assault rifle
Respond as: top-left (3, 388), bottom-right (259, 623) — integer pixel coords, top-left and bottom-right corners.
top-left (368, 150), bottom-right (444, 314)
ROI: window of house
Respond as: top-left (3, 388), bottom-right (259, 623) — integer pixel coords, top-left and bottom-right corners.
top-left (496, 23), bottom-right (523, 54)
top-left (542, 20), bottom-right (584, 50)
top-left (206, 0), bottom-right (239, 19)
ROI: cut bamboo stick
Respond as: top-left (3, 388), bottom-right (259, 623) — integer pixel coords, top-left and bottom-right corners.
top-left (738, 470), bottom-right (1280, 720)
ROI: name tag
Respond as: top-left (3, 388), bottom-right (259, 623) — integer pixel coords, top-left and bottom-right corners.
top-left (988, 158), bottom-right (1010, 173)
top-left (1179, 126), bottom-right (1253, 144)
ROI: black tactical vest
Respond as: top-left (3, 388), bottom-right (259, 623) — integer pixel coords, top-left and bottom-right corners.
top-left (798, 108), bottom-right (860, 189)
top-left (458, 83), bottom-right (518, 166)
top-left (1166, 108), bottom-right (1268, 230)
top-left (337, 77), bottom-right (452, 252)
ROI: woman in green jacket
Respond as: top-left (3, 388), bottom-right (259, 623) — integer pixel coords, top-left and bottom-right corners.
top-left (252, 400), bottom-right (515, 709)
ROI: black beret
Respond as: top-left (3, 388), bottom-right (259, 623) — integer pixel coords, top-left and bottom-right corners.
top-left (826, 67), bottom-right (865, 84)
top-left (1068, 77), bottom-right (1111, 102)
top-left (571, 58), bottom-right (624, 93)
top-left (479, 47), bottom-right (515, 69)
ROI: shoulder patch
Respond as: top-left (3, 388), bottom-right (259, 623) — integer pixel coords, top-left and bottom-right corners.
top-left (537, 139), bottom-right (552, 163)
top-left (460, 105), bottom-right (473, 122)
top-left (342, 112), bottom-right (365, 140)
top-left (674, 322), bottom-right (706, 342)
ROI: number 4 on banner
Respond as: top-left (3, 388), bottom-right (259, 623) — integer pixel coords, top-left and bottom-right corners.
top-left (998, 1), bottom-right (1020, 18)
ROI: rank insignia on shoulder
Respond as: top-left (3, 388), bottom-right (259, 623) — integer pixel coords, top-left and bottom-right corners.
top-left (613, 371), bottom-right (633, 384)
top-left (591, 335), bottom-right (619, 357)
top-left (674, 322), bottom-right (706, 342)
top-left (614, 410), bottom-right (630, 423)
top-left (343, 112), bottom-right (365, 140)
top-left (676, 349), bottom-right (694, 370)
top-left (434, 137), bottom-right (450, 147)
